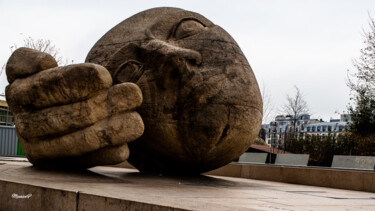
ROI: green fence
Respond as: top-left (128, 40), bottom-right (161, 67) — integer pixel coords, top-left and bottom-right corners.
top-left (17, 140), bottom-right (25, 156)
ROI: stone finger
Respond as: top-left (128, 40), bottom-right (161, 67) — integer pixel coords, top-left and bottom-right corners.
top-left (6, 63), bottom-right (112, 113)
top-left (20, 112), bottom-right (144, 161)
top-left (15, 83), bottom-right (142, 139)
top-left (21, 143), bottom-right (130, 168)
top-left (6, 47), bottom-right (58, 83)
top-left (74, 144), bottom-right (130, 167)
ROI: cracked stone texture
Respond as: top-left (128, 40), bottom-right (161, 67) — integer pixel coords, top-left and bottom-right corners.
top-left (6, 48), bottom-right (144, 168)
top-left (6, 47), bottom-right (58, 83)
top-left (86, 7), bottom-right (262, 173)
top-left (6, 63), bottom-right (113, 113)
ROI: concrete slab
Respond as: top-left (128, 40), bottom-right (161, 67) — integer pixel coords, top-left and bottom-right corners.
top-left (238, 153), bottom-right (267, 164)
top-left (208, 163), bottom-right (375, 192)
top-left (1, 161), bottom-right (375, 210)
top-left (275, 154), bottom-right (310, 166)
top-left (332, 155), bottom-right (375, 170)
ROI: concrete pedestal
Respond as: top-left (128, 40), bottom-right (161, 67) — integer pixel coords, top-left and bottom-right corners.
top-left (1, 160), bottom-right (375, 210)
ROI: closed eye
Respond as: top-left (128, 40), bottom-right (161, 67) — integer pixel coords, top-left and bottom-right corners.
top-left (174, 18), bottom-right (207, 40)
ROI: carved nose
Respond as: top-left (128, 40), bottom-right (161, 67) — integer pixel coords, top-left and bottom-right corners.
top-left (141, 39), bottom-right (202, 65)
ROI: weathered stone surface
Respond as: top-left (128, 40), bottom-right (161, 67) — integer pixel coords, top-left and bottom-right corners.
top-left (6, 52), bottom-right (144, 168)
top-left (19, 112), bottom-right (143, 162)
top-left (15, 83), bottom-right (142, 139)
top-left (6, 63), bottom-right (112, 113)
top-left (75, 144), bottom-right (130, 167)
top-left (87, 7), bottom-right (263, 173)
top-left (6, 7), bottom-right (262, 173)
top-left (6, 47), bottom-right (58, 83)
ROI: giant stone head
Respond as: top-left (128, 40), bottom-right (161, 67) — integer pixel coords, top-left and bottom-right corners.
top-left (86, 7), bottom-right (262, 173)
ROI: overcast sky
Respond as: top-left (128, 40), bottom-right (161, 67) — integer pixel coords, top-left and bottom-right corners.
top-left (1, 0), bottom-right (374, 123)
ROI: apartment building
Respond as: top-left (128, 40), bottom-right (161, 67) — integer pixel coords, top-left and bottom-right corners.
top-left (0, 100), bottom-right (13, 126)
top-left (262, 114), bottom-right (350, 147)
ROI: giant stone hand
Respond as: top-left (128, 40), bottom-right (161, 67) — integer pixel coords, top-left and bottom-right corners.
top-left (5, 48), bottom-right (144, 168)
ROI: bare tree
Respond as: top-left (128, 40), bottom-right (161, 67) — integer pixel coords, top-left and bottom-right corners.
top-left (260, 81), bottom-right (274, 124)
top-left (282, 86), bottom-right (309, 130)
top-left (349, 14), bottom-right (375, 91)
top-left (10, 37), bottom-right (70, 66)
top-left (347, 14), bottom-right (375, 136)
top-left (0, 64), bottom-right (4, 77)
top-left (1, 37), bottom-right (70, 100)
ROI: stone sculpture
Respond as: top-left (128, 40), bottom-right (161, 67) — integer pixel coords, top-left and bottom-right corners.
top-left (6, 7), bottom-right (262, 174)
top-left (6, 48), bottom-right (144, 168)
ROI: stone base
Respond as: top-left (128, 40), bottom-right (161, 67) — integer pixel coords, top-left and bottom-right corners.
top-left (207, 163), bottom-right (375, 192)
top-left (1, 160), bottom-right (375, 210)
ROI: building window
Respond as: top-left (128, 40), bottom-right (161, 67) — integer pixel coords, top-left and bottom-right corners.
top-left (0, 105), bottom-right (14, 126)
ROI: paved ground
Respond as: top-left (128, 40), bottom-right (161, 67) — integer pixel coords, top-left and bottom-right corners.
top-left (1, 157), bottom-right (375, 210)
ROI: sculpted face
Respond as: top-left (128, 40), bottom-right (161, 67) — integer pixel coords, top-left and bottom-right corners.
top-left (86, 7), bottom-right (262, 173)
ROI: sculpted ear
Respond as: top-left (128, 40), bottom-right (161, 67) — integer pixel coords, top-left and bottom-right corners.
top-left (107, 43), bottom-right (144, 84)
top-left (113, 60), bottom-right (144, 84)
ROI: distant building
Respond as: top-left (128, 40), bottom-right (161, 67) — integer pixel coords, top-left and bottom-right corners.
top-left (0, 100), bottom-right (14, 126)
top-left (262, 114), bottom-right (350, 147)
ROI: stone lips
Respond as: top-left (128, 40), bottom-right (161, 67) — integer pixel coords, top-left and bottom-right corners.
top-left (87, 7), bottom-right (263, 173)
